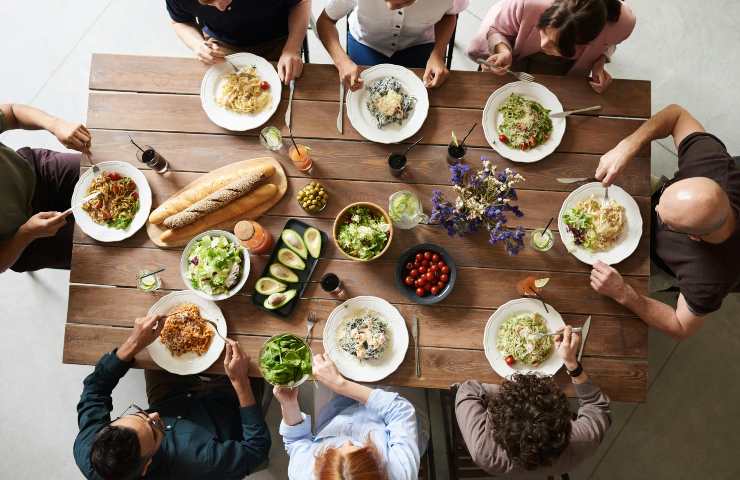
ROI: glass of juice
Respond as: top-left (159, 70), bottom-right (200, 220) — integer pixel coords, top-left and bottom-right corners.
top-left (137, 270), bottom-right (161, 292)
top-left (388, 190), bottom-right (428, 229)
top-left (289, 144), bottom-right (313, 174)
top-left (531, 228), bottom-right (555, 252)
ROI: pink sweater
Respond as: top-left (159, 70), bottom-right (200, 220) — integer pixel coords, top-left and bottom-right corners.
top-left (466, 0), bottom-right (636, 76)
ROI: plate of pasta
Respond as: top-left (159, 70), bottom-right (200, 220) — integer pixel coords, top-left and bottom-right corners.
top-left (558, 182), bottom-right (643, 265)
top-left (482, 81), bottom-right (565, 163)
top-left (323, 296), bottom-right (409, 382)
top-left (200, 52), bottom-right (281, 131)
top-left (347, 64), bottom-right (429, 144)
top-left (71, 161), bottom-right (152, 242)
top-left (147, 290), bottom-right (227, 375)
top-left (483, 298), bottom-right (565, 377)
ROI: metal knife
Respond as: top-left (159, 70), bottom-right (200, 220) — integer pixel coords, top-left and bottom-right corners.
top-left (550, 105), bottom-right (602, 118)
top-left (413, 315), bottom-right (421, 377)
top-left (556, 177), bottom-right (597, 184)
top-left (577, 316), bottom-right (591, 362)
top-left (284, 79), bottom-right (295, 129)
top-left (337, 83), bottom-right (345, 134)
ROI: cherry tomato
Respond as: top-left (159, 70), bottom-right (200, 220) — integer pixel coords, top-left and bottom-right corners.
top-left (430, 286), bottom-right (439, 295)
top-left (416, 288), bottom-right (425, 297)
top-left (405, 262), bottom-right (414, 270)
top-left (441, 265), bottom-right (450, 274)
top-left (260, 81), bottom-right (270, 90)
top-left (424, 251), bottom-right (432, 260)
top-left (437, 281), bottom-right (445, 289)
top-left (499, 134), bottom-right (508, 143)
top-left (404, 276), bottom-right (414, 286)
top-left (418, 266), bottom-right (426, 274)
top-left (432, 253), bottom-right (440, 261)
top-left (108, 172), bottom-right (121, 181)
top-left (505, 355), bottom-right (515, 366)
top-left (440, 274), bottom-right (449, 283)
top-left (415, 253), bottom-right (423, 261)
top-left (429, 265), bottom-right (438, 273)
top-left (438, 261), bottom-right (446, 269)
top-left (418, 277), bottom-right (427, 287)
top-left (410, 269), bottom-right (418, 278)
top-left (425, 272), bottom-right (434, 281)
top-left (132, 191), bottom-right (139, 199)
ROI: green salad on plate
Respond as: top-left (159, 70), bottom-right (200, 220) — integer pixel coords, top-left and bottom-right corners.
top-left (186, 234), bottom-right (244, 296)
top-left (259, 334), bottom-right (312, 386)
top-left (337, 206), bottom-right (390, 260)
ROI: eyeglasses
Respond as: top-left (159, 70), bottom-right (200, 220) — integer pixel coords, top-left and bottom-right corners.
top-left (112, 403), bottom-right (166, 435)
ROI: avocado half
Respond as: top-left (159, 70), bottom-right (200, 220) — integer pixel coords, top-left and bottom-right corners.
top-left (303, 227), bottom-right (322, 259)
top-left (281, 229), bottom-right (308, 259)
top-left (264, 289), bottom-right (297, 310)
top-left (255, 277), bottom-right (287, 295)
top-left (277, 248), bottom-right (306, 271)
top-left (269, 263), bottom-right (299, 283)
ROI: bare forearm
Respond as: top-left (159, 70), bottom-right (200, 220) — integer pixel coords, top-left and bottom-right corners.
top-left (280, 400), bottom-right (304, 426)
top-left (333, 379), bottom-right (372, 404)
top-left (0, 227), bottom-right (35, 273)
top-left (285, 0), bottom-right (310, 55)
top-left (626, 104), bottom-right (683, 150)
top-left (620, 285), bottom-right (693, 339)
top-left (317, 12), bottom-right (352, 67)
top-left (7, 104), bottom-right (58, 132)
top-left (232, 379), bottom-right (257, 407)
top-left (171, 21), bottom-right (205, 51)
top-left (433, 15), bottom-right (457, 56)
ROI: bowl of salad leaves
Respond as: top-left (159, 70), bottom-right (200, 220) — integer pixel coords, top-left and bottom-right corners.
top-left (180, 230), bottom-right (250, 301)
top-left (259, 333), bottom-right (313, 387)
top-left (333, 202), bottom-right (394, 262)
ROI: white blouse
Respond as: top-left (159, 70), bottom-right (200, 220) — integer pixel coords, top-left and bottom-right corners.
top-left (325, 0), bottom-right (469, 58)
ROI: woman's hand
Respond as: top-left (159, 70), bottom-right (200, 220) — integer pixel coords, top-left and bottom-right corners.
top-left (423, 50), bottom-right (449, 88)
top-left (555, 325), bottom-right (581, 371)
top-left (312, 353), bottom-right (345, 390)
top-left (483, 44), bottom-right (512, 75)
top-left (273, 385), bottom-right (300, 405)
top-left (278, 49), bottom-right (304, 84)
top-left (51, 119), bottom-right (91, 153)
top-left (589, 58), bottom-right (612, 94)
top-left (337, 59), bottom-right (363, 91)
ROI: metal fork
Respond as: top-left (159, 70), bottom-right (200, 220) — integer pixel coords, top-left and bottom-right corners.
top-left (529, 327), bottom-right (583, 340)
top-left (473, 58), bottom-right (535, 82)
top-left (304, 311), bottom-right (316, 343)
top-left (203, 318), bottom-right (228, 342)
top-left (604, 185), bottom-right (610, 203)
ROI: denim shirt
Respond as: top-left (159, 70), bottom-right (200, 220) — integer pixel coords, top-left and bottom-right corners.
top-left (279, 389), bottom-right (420, 480)
top-left (73, 351), bottom-right (271, 480)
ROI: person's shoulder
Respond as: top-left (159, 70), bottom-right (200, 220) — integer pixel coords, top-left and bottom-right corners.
top-left (677, 132), bottom-right (733, 177)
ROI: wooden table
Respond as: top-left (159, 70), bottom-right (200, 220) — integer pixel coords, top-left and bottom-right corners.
top-left (64, 54), bottom-right (651, 402)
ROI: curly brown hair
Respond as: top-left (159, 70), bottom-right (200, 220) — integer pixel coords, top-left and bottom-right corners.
top-left (488, 374), bottom-right (573, 470)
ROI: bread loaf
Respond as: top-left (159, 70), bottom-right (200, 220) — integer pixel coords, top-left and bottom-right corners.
top-left (148, 163), bottom-right (275, 224)
top-left (159, 183), bottom-right (278, 244)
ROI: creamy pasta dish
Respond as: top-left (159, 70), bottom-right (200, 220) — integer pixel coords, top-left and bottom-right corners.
top-left (337, 308), bottom-right (389, 361)
top-left (563, 196), bottom-right (626, 251)
top-left (216, 65), bottom-right (271, 114)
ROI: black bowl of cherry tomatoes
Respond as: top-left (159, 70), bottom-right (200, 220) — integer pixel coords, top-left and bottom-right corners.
top-left (395, 244), bottom-right (456, 305)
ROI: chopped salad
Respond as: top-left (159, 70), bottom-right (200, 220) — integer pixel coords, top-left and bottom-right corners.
top-left (337, 206), bottom-right (390, 260)
top-left (497, 93), bottom-right (553, 150)
top-left (186, 235), bottom-right (244, 296)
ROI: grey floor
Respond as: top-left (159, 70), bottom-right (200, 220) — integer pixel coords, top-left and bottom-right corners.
top-left (1, 1), bottom-right (739, 479)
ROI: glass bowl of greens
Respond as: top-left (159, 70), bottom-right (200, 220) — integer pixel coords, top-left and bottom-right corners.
top-left (332, 202), bottom-right (394, 262)
top-left (180, 230), bottom-right (250, 301)
top-left (259, 333), bottom-right (313, 387)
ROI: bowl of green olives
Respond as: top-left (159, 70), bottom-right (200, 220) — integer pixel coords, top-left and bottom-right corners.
top-left (297, 182), bottom-right (328, 214)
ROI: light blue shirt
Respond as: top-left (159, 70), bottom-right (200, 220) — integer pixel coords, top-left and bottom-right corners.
top-left (279, 389), bottom-right (420, 479)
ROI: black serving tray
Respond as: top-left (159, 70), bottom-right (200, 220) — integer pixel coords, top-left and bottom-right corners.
top-left (252, 219), bottom-right (328, 318)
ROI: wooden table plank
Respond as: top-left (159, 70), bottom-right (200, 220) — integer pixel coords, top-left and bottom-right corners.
top-left (87, 92), bottom-right (650, 156)
top-left (68, 285), bottom-right (648, 358)
top-left (89, 54), bottom-right (651, 118)
top-left (69, 244), bottom-right (646, 316)
top-left (63, 322), bottom-right (648, 402)
top-left (87, 129), bottom-right (652, 196)
top-left (74, 215), bottom-right (650, 276)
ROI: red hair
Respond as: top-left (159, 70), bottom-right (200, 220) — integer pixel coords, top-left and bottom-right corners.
top-left (314, 441), bottom-right (387, 480)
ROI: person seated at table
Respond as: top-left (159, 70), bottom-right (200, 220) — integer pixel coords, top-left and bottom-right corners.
top-left (316, 0), bottom-right (469, 90)
top-left (165, 0), bottom-right (311, 83)
top-left (467, 0), bottom-right (636, 93)
top-left (0, 103), bottom-right (91, 274)
top-left (275, 353), bottom-right (428, 479)
top-left (73, 315), bottom-right (271, 480)
top-left (455, 326), bottom-right (611, 477)
top-left (590, 104), bottom-right (740, 339)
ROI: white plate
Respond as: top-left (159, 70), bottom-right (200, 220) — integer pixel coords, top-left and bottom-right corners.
top-left (558, 182), bottom-right (643, 265)
top-left (323, 296), bottom-right (409, 383)
top-left (146, 290), bottom-right (227, 375)
top-left (180, 230), bottom-right (250, 301)
top-left (200, 53), bottom-right (282, 131)
top-left (482, 81), bottom-right (566, 163)
top-left (346, 64), bottom-right (429, 144)
top-left (71, 161), bottom-right (152, 242)
top-left (483, 298), bottom-right (565, 377)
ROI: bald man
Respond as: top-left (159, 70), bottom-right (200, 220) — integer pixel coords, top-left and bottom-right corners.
top-left (590, 104), bottom-right (740, 338)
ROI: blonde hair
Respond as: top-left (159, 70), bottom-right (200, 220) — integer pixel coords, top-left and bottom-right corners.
top-left (314, 440), bottom-right (387, 480)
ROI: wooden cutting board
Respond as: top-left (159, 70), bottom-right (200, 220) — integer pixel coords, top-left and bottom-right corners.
top-left (146, 156), bottom-right (287, 248)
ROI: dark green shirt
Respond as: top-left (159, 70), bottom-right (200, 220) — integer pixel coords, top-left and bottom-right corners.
top-left (73, 351), bottom-right (271, 480)
top-left (0, 110), bottom-right (36, 241)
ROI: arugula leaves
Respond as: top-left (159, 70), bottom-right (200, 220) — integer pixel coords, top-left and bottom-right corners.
top-left (259, 334), bottom-right (312, 386)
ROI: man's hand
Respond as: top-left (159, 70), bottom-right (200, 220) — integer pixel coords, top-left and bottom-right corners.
top-left (589, 59), bottom-right (613, 94)
top-left (595, 139), bottom-right (638, 186)
top-left (337, 59), bottom-right (363, 91)
top-left (312, 353), bottom-right (345, 390)
top-left (423, 51), bottom-right (449, 88)
top-left (195, 39), bottom-right (227, 65)
top-left (555, 325), bottom-right (581, 370)
top-left (590, 260), bottom-right (629, 303)
top-left (18, 211), bottom-right (70, 240)
top-left (483, 45), bottom-right (512, 75)
top-left (278, 50), bottom-right (304, 84)
top-left (224, 338), bottom-right (251, 384)
top-left (118, 315), bottom-right (164, 362)
top-left (50, 119), bottom-right (92, 153)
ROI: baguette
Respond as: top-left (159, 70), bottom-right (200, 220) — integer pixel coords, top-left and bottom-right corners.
top-left (149, 162), bottom-right (275, 224)
top-left (163, 172), bottom-right (267, 229)
top-left (159, 183), bottom-right (278, 244)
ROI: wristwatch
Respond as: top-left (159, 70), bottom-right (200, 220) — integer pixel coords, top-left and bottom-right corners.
top-left (566, 362), bottom-right (584, 378)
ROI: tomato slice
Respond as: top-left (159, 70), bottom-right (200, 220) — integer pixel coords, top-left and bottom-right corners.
top-left (505, 355), bottom-right (515, 366)
top-left (260, 81), bottom-right (270, 90)
top-left (499, 134), bottom-right (508, 143)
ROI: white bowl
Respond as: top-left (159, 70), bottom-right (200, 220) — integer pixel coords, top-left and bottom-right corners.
top-left (180, 230), bottom-right (250, 301)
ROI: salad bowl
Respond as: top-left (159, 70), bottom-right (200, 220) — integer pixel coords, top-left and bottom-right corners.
top-left (180, 230), bottom-right (250, 301)
top-left (333, 202), bottom-right (394, 262)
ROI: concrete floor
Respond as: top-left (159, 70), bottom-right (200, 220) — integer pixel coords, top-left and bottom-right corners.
top-left (1, 1), bottom-right (739, 478)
